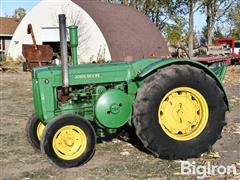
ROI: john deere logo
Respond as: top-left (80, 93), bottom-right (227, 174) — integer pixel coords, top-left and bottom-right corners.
top-left (75, 73), bottom-right (100, 79)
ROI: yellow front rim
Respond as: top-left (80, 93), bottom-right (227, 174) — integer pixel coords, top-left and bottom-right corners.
top-left (36, 122), bottom-right (45, 140)
top-left (158, 87), bottom-right (209, 141)
top-left (52, 125), bottom-right (87, 160)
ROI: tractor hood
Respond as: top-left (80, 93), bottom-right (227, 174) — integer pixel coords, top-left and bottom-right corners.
top-left (31, 58), bottom-right (161, 86)
top-left (32, 57), bottom-right (227, 87)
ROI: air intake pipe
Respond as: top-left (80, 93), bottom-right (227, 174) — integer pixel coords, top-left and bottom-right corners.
top-left (59, 14), bottom-right (69, 95)
top-left (69, 25), bottom-right (78, 65)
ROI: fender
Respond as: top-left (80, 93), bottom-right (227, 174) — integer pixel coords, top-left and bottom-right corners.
top-left (137, 59), bottom-right (229, 110)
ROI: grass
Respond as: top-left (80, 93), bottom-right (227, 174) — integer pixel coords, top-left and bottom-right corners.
top-left (0, 55), bottom-right (23, 72)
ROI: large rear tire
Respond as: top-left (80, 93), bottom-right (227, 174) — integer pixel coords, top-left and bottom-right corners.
top-left (133, 65), bottom-right (227, 159)
top-left (40, 114), bottom-right (96, 168)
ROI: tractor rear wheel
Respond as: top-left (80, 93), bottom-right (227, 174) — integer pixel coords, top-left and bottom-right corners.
top-left (26, 114), bottom-right (45, 150)
top-left (133, 64), bottom-right (227, 159)
top-left (40, 114), bottom-right (96, 168)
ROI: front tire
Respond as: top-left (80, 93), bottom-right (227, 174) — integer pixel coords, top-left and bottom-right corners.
top-left (133, 64), bottom-right (227, 159)
top-left (26, 114), bottom-right (45, 150)
top-left (40, 114), bottom-right (96, 168)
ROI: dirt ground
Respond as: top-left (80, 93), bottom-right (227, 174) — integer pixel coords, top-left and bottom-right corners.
top-left (0, 65), bottom-right (239, 180)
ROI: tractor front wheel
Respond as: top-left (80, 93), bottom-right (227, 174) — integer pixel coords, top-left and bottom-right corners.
top-left (133, 64), bottom-right (227, 159)
top-left (26, 114), bottom-right (45, 150)
top-left (40, 114), bottom-right (96, 168)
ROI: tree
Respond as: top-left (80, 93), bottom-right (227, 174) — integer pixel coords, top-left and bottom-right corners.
top-left (163, 16), bottom-right (186, 46)
top-left (200, 26), bottom-right (208, 45)
top-left (228, 2), bottom-right (240, 39)
top-left (193, 31), bottom-right (200, 48)
top-left (139, 0), bottom-right (198, 57)
top-left (136, 0), bottom-right (179, 30)
top-left (200, 25), bottom-right (225, 44)
top-left (201, 0), bottom-right (234, 44)
top-left (13, 7), bottom-right (26, 20)
top-left (106, 0), bottom-right (198, 55)
top-left (170, 0), bottom-right (198, 57)
top-left (105, 0), bottom-right (182, 31)
top-left (213, 26), bottom-right (224, 40)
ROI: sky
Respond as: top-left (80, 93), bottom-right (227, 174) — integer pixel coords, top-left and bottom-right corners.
top-left (0, 0), bottom-right (206, 32)
top-left (0, 0), bottom-right (40, 16)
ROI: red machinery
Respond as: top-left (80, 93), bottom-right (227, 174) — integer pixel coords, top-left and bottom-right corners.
top-left (216, 38), bottom-right (235, 55)
top-left (22, 24), bottom-right (53, 71)
top-left (216, 38), bottom-right (240, 64)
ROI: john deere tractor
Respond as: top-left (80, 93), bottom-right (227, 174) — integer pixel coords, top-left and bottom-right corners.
top-left (26, 15), bottom-right (229, 168)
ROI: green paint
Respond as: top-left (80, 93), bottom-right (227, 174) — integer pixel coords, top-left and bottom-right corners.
top-left (69, 25), bottom-right (78, 65)
top-left (210, 63), bottom-right (228, 82)
top-left (95, 89), bottom-right (132, 128)
top-left (136, 58), bottom-right (229, 109)
top-left (32, 57), bottom-right (229, 134)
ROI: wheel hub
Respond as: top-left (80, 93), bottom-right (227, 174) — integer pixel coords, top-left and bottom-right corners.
top-left (110, 103), bottom-right (120, 114)
top-left (36, 122), bottom-right (45, 140)
top-left (64, 138), bottom-right (74, 147)
top-left (53, 125), bottom-right (87, 160)
top-left (158, 87), bottom-right (208, 141)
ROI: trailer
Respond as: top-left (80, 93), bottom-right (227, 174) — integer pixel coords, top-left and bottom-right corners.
top-left (215, 38), bottom-right (240, 65)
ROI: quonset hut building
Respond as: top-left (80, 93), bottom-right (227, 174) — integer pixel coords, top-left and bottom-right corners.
top-left (8, 0), bottom-right (169, 63)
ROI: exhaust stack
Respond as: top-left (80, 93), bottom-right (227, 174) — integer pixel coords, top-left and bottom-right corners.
top-left (59, 14), bottom-right (69, 95)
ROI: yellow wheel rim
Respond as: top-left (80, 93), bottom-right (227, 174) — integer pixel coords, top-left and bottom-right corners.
top-left (52, 125), bottom-right (87, 160)
top-left (158, 87), bottom-right (208, 141)
top-left (36, 122), bottom-right (45, 140)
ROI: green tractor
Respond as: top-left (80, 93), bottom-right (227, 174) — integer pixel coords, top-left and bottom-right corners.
top-left (26, 15), bottom-right (229, 168)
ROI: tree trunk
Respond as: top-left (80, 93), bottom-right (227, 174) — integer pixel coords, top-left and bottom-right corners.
top-left (188, 0), bottom-right (194, 57)
top-left (206, 0), bottom-right (217, 45)
top-left (207, 26), bottom-right (214, 44)
top-left (206, 1), bottom-right (211, 44)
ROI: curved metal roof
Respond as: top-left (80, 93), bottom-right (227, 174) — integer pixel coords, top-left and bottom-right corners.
top-left (72, 0), bottom-right (170, 61)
